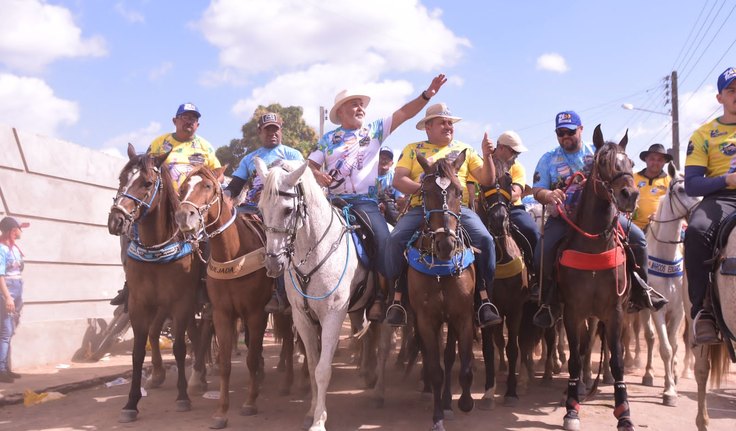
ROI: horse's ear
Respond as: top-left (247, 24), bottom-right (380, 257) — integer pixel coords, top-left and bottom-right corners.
top-left (667, 161), bottom-right (676, 178)
top-left (127, 143), bottom-right (137, 160)
top-left (284, 161), bottom-right (309, 188)
top-left (452, 149), bottom-right (467, 173)
top-left (254, 157), bottom-right (269, 180)
top-left (593, 124), bottom-right (604, 151)
top-left (417, 152), bottom-right (432, 173)
top-left (619, 129), bottom-right (629, 151)
top-left (214, 165), bottom-right (227, 182)
top-left (522, 184), bottom-right (533, 197)
top-left (152, 152), bottom-right (168, 169)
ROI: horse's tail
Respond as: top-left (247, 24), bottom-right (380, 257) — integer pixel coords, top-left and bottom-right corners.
top-left (272, 312), bottom-right (292, 343)
top-left (708, 343), bottom-right (731, 389)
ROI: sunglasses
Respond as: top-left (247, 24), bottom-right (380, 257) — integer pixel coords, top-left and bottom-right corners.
top-left (555, 128), bottom-right (577, 137)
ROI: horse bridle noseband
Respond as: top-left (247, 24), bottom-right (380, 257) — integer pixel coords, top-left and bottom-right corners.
top-left (110, 166), bottom-right (161, 224)
top-left (420, 172), bottom-right (466, 254)
top-left (179, 176), bottom-right (237, 240)
top-left (647, 178), bottom-right (697, 244)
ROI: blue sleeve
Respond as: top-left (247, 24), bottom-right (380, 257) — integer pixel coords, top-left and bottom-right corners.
top-left (684, 165), bottom-right (727, 197)
top-left (532, 153), bottom-right (551, 189)
top-left (231, 154), bottom-right (252, 181)
top-left (0, 248), bottom-right (7, 275)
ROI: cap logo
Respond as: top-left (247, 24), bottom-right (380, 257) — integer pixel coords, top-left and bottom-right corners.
top-left (182, 103), bottom-right (197, 111)
top-left (558, 113), bottom-right (572, 123)
top-left (725, 68), bottom-right (736, 80)
top-left (261, 113), bottom-right (278, 123)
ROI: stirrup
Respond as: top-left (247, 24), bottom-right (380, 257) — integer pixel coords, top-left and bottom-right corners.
top-left (533, 304), bottom-right (557, 329)
top-left (477, 301), bottom-right (502, 328)
top-left (386, 302), bottom-right (407, 326)
top-left (693, 310), bottom-right (721, 345)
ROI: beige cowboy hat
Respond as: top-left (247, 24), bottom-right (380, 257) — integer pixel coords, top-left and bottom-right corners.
top-left (329, 90), bottom-right (371, 125)
top-left (415, 103), bottom-right (462, 130)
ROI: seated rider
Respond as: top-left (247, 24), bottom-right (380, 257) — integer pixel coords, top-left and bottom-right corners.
top-left (384, 103), bottom-right (503, 328)
top-left (684, 67), bottom-right (736, 345)
top-left (632, 143), bottom-right (673, 232)
top-left (489, 131), bottom-right (542, 301)
top-left (309, 75), bottom-right (448, 322)
top-left (374, 146), bottom-right (407, 225)
top-left (111, 103), bottom-right (221, 307)
top-left (224, 112), bottom-right (304, 314)
top-left (531, 110), bottom-right (667, 329)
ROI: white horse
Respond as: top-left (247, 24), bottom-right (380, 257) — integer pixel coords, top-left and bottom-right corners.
top-left (255, 158), bottom-right (384, 431)
top-left (639, 165), bottom-right (701, 406)
top-left (690, 212), bottom-right (735, 430)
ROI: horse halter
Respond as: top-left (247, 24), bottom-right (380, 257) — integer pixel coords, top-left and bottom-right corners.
top-left (110, 166), bottom-right (161, 225)
top-left (420, 172), bottom-right (464, 253)
top-left (263, 183), bottom-right (308, 260)
top-left (483, 183), bottom-right (513, 238)
top-left (647, 177), bottom-right (697, 244)
top-left (179, 174), bottom-right (236, 240)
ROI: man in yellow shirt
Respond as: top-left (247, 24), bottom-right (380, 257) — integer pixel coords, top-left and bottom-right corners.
top-left (110, 103), bottom-right (221, 306)
top-left (383, 103), bottom-right (501, 327)
top-left (632, 144), bottom-right (672, 230)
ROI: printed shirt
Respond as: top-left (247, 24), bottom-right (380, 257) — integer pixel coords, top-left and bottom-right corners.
top-left (147, 133), bottom-right (221, 192)
top-left (373, 169), bottom-right (404, 202)
top-left (532, 141), bottom-right (596, 191)
top-left (0, 242), bottom-right (23, 277)
top-left (232, 144), bottom-right (304, 206)
top-left (396, 140), bottom-right (484, 208)
top-left (308, 117), bottom-right (393, 197)
top-left (632, 170), bottom-right (671, 229)
top-left (685, 118), bottom-right (736, 189)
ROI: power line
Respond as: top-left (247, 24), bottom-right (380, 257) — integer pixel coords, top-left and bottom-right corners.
top-left (683, 35), bottom-right (736, 106)
top-left (676, 0), bottom-right (722, 75)
top-left (671, 1), bottom-right (711, 70)
top-left (680, 2), bottom-right (736, 85)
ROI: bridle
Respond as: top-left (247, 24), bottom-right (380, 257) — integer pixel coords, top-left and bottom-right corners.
top-left (419, 171), bottom-right (467, 256)
top-left (110, 166), bottom-right (161, 225)
top-left (647, 177), bottom-right (698, 244)
top-left (179, 172), bottom-right (237, 240)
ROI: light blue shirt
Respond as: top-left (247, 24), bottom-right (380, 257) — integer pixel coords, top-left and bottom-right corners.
top-left (532, 141), bottom-right (595, 191)
top-left (232, 144), bottom-right (304, 206)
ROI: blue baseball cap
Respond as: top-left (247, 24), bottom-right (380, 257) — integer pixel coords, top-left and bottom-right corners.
top-left (717, 67), bottom-right (736, 93)
top-left (555, 111), bottom-right (581, 130)
top-left (175, 102), bottom-right (201, 118)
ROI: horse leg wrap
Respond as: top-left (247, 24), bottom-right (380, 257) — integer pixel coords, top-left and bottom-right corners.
top-left (613, 381), bottom-right (630, 420)
top-left (565, 378), bottom-right (581, 413)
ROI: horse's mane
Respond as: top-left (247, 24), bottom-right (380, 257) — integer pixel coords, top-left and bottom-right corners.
top-left (259, 160), bottom-right (324, 210)
top-left (123, 152), bottom-right (180, 228)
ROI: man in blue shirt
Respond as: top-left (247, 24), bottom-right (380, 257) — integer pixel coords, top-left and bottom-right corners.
top-left (225, 112), bottom-right (304, 313)
top-left (530, 111), bottom-right (667, 328)
top-left (373, 146), bottom-right (406, 225)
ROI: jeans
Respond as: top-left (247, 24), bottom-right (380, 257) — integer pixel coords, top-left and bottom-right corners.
top-left (510, 205), bottom-right (541, 271)
top-left (385, 206), bottom-right (496, 292)
top-left (342, 198), bottom-right (390, 277)
top-left (535, 214), bottom-right (646, 285)
top-left (0, 278), bottom-right (23, 372)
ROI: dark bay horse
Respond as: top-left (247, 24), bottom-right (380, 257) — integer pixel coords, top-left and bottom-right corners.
top-left (107, 143), bottom-right (203, 422)
top-left (476, 157), bottom-right (530, 407)
top-left (556, 126), bottom-right (638, 431)
top-left (175, 165), bottom-right (294, 429)
top-left (409, 151), bottom-right (475, 431)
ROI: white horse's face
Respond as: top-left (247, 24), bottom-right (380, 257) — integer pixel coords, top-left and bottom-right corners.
top-left (666, 176), bottom-right (701, 219)
top-left (255, 158), bottom-right (309, 278)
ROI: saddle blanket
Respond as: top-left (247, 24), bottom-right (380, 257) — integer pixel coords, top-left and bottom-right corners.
top-left (406, 245), bottom-right (474, 277)
top-left (127, 240), bottom-right (193, 263)
top-left (207, 247), bottom-right (266, 280)
top-left (559, 246), bottom-right (626, 271)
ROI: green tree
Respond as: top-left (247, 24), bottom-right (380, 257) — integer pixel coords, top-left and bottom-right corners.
top-left (216, 103), bottom-right (318, 176)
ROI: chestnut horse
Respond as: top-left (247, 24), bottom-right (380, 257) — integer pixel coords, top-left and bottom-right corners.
top-left (107, 143), bottom-right (203, 423)
top-left (175, 165), bottom-right (294, 429)
top-left (409, 151), bottom-right (476, 431)
top-left (556, 126), bottom-right (638, 431)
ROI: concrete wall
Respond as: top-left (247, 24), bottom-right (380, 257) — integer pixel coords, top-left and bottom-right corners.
top-left (0, 124), bottom-right (127, 367)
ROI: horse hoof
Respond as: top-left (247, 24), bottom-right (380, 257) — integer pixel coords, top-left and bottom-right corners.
top-left (430, 420), bottom-right (446, 431)
top-left (176, 399), bottom-right (192, 412)
top-left (563, 418), bottom-right (580, 431)
top-left (458, 393), bottom-right (474, 413)
top-left (147, 373), bottom-right (166, 389)
top-left (118, 409), bottom-right (138, 423)
top-left (302, 416), bottom-right (314, 430)
top-left (210, 417), bottom-right (228, 429)
top-left (503, 395), bottom-right (519, 407)
top-left (642, 374), bottom-right (654, 387)
top-left (663, 393), bottom-right (678, 407)
top-left (477, 396), bottom-right (495, 411)
top-left (240, 404), bottom-right (258, 416)
top-left (443, 409), bottom-right (454, 420)
top-left (617, 418), bottom-right (636, 431)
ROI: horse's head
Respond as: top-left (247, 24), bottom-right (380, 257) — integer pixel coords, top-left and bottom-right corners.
top-left (255, 158), bottom-right (310, 277)
top-left (591, 125), bottom-right (638, 213)
top-left (663, 163), bottom-right (701, 220)
top-left (108, 143), bottom-right (168, 236)
top-left (482, 158), bottom-right (514, 238)
top-left (417, 150), bottom-right (466, 260)
top-left (175, 165), bottom-right (227, 237)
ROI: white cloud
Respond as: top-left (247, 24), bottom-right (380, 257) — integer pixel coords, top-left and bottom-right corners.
top-left (149, 61), bottom-right (173, 81)
top-left (0, 73), bottom-right (78, 135)
top-left (101, 121), bottom-right (163, 156)
top-left (536, 53), bottom-right (569, 73)
top-left (680, 84), bottom-right (721, 136)
top-left (114, 1), bottom-right (145, 23)
top-left (0, 0), bottom-right (107, 73)
top-left (196, 0), bottom-right (469, 78)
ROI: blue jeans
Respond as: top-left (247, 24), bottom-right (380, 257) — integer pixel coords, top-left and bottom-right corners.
top-left (385, 206), bottom-right (496, 292)
top-left (510, 205), bottom-right (540, 271)
top-left (534, 214), bottom-right (646, 284)
top-left (342, 198), bottom-right (390, 277)
top-left (0, 278), bottom-right (23, 372)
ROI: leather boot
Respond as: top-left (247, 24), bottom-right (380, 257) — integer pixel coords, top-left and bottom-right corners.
top-left (386, 301), bottom-right (407, 326)
top-left (693, 309), bottom-right (720, 345)
top-left (533, 277), bottom-right (561, 328)
top-left (110, 282), bottom-right (128, 306)
top-left (627, 247), bottom-right (668, 312)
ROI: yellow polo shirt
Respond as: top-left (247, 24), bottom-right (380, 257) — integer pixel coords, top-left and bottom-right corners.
top-left (632, 170), bottom-right (671, 229)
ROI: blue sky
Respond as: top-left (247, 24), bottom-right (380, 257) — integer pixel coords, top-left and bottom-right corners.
top-left (1, 0), bottom-right (733, 174)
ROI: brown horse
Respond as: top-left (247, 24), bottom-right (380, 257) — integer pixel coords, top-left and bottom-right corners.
top-left (556, 126), bottom-right (639, 431)
top-left (175, 165), bottom-right (294, 429)
top-left (409, 151), bottom-right (475, 431)
top-left (476, 157), bottom-right (530, 408)
top-left (107, 143), bottom-right (203, 422)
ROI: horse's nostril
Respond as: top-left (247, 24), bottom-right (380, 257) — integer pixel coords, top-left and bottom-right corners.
top-left (621, 189), bottom-right (631, 198)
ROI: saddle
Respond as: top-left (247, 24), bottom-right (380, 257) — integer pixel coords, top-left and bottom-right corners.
top-left (330, 197), bottom-right (376, 268)
top-left (708, 212), bottom-right (736, 350)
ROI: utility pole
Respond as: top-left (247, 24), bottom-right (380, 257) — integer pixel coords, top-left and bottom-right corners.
top-left (670, 71), bottom-right (681, 169)
top-left (319, 106), bottom-right (326, 136)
